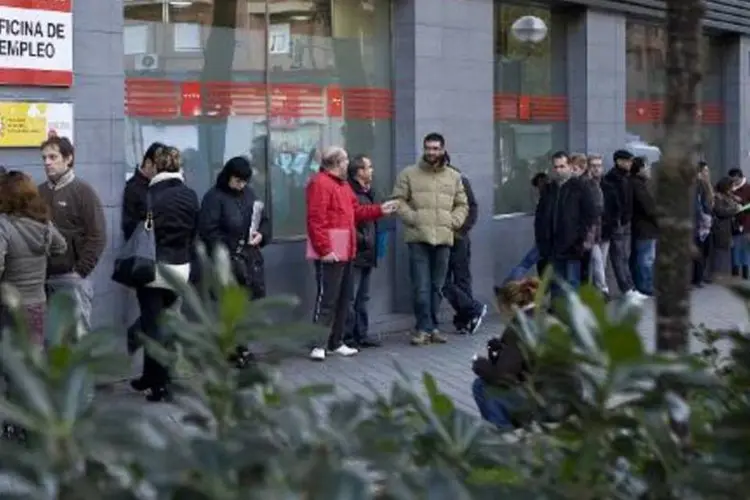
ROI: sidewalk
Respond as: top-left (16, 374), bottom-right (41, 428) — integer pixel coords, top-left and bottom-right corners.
top-left (279, 284), bottom-right (747, 414)
top-left (103, 285), bottom-right (748, 419)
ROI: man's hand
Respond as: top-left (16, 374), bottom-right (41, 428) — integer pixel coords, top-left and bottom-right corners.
top-left (321, 252), bottom-right (338, 262)
top-left (381, 200), bottom-right (399, 214)
top-left (249, 231), bottom-right (263, 246)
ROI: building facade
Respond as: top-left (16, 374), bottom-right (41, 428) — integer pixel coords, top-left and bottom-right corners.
top-left (1, 0), bottom-right (750, 332)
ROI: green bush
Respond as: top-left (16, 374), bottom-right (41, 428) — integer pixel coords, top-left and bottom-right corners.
top-left (0, 251), bottom-right (748, 499)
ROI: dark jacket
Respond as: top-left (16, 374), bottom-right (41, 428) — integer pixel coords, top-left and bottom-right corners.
top-left (534, 177), bottom-right (596, 260)
top-left (38, 173), bottom-right (106, 278)
top-left (733, 182), bottom-right (750, 234)
top-left (348, 179), bottom-right (378, 268)
top-left (457, 173), bottom-right (478, 236)
top-left (121, 167), bottom-right (150, 239)
top-left (198, 178), bottom-right (271, 254)
top-left (601, 166), bottom-right (633, 239)
top-left (713, 193), bottom-right (741, 250)
top-left (631, 176), bottom-right (658, 240)
top-left (131, 172), bottom-right (199, 266)
top-left (472, 323), bottom-right (528, 387)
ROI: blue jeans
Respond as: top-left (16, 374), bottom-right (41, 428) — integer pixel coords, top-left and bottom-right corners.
top-left (408, 243), bottom-right (450, 332)
top-left (732, 234), bottom-right (750, 268)
top-left (502, 247), bottom-right (540, 284)
top-left (550, 258), bottom-right (581, 299)
top-left (344, 266), bottom-right (372, 344)
top-left (634, 239), bottom-right (656, 295)
top-left (472, 378), bottom-right (525, 431)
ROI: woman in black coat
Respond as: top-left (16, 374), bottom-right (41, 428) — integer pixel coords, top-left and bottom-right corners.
top-left (128, 146), bottom-right (200, 402)
top-left (197, 156), bottom-right (270, 366)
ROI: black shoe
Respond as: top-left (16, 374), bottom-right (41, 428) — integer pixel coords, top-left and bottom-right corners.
top-left (145, 385), bottom-right (172, 403)
top-left (228, 346), bottom-right (255, 369)
top-left (732, 266), bottom-right (740, 277)
top-left (357, 338), bottom-right (382, 348)
top-left (743, 266), bottom-right (749, 280)
top-left (130, 377), bottom-right (150, 392)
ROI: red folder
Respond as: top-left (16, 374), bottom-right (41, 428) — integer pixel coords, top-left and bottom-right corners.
top-left (306, 228), bottom-right (351, 260)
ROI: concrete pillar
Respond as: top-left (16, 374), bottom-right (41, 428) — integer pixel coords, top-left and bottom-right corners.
top-left (723, 35), bottom-right (750, 174)
top-left (391, 0), bottom-right (495, 312)
top-left (566, 8), bottom-right (627, 164)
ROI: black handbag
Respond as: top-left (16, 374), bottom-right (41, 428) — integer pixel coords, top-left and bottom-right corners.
top-left (230, 206), bottom-right (266, 299)
top-left (112, 194), bottom-right (157, 288)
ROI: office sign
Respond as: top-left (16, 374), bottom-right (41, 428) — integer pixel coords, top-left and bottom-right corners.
top-left (0, 101), bottom-right (73, 147)
top-left (0, 0), bottom-right (73, 87)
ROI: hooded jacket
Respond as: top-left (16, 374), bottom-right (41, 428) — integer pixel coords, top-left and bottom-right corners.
top-left (0, 215), bottom-right (67, 304)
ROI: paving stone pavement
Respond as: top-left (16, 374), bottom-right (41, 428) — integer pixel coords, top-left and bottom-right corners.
top-left (278, 285), bottom-right (749, 416)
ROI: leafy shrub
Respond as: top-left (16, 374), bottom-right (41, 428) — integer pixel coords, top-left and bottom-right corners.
top-left (0, 252), bottom-right (748, 499)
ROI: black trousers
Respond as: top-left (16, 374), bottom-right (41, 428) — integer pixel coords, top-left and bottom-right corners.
top-left (312, 261), bottom-right (353, 350)
top-left (136, 287), bottom-right (178, 387)
top-left (442, 236), bottom-right (481, 327)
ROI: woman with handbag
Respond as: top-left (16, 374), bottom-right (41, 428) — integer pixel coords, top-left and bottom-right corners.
top-left (127, 146), bottom-right (199, 402)
top-left (197, 156), bottom-right (270, 367)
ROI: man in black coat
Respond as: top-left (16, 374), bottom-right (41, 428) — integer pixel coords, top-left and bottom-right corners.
top-left (442, 157), bottom-right (486, 335)
top-left (601, 149), bottom-right (647, 301)
top-left (343, 155), bottom-right (382, 348)
top-left (534, 151), bottom-right (596, 293)
top-left (121, 142), bottom-right (165, 355)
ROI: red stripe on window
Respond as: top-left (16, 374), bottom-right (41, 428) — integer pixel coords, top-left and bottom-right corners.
top-left (626, 100), bottom-right (724, 124)
top-left (494, 93), bottom-right (567, 122)
top-left (125, 78), bottom-right (393, 120)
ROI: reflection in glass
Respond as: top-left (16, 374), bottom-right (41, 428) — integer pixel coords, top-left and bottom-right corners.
top-left (494, 4), bottom-right (567, 215)
top-left (123, 0), bottom-right (393, 239)
top-left (626, 23), bottom-right (725, 176)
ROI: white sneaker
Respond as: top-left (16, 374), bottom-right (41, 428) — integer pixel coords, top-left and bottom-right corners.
top-left (332, 345), bottom-right (359, 357)
top-left (625, 289), bottom-right (649, 302)
top-left (309, 347), bottom-right (326, 361)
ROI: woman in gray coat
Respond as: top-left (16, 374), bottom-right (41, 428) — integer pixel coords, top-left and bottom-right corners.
top-left (0, 171), bottom-right (67, 345)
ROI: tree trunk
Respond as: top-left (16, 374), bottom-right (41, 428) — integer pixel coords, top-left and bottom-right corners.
top-left (654, 0), bottom-right (704, 352)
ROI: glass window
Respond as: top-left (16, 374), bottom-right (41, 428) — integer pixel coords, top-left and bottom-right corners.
top-left (124, 0), bottom-right (393, 239)
top-left (626, 22), bottom-right (725, 177)
top-left (494, 3), bottom-right (568, 215)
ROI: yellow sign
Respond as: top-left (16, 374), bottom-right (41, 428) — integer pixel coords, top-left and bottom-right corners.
top-left (0, 102), bottom-right (74, 148)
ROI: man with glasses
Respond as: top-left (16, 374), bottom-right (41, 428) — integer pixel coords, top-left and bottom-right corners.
top-left (534, 151), bottom-right (596, 293)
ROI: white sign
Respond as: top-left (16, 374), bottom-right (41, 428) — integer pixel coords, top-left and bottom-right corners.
top-left (0, 1), bottom-right (73, 87)
top-left (269, 23), bottom-right (290, 55)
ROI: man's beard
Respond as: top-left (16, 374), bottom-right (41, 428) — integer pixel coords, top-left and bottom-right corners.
top-left (423, 153), bottom-right (444, 166)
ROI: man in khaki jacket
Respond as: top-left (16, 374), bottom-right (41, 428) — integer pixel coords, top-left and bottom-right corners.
top-left (391, 132), bottom-right (469, 345)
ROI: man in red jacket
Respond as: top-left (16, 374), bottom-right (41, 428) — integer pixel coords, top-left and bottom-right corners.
top-left (306, 146), bottom-right (398, 361)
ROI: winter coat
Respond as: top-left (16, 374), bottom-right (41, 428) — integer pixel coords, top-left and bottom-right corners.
top-left (631, 176), bottom-right (658, 240)
top-left (349, 179), bottom-right (379, 268)
top-left (534, 177), bottom-right (597, 260)
top-left (306, 170), bottom-right (383, 260)
top-left (391, 160), bottom-right (469, 246)
top-left (0, 215), bottom-right (67, 305)
top-left (712, 193), bottom-right (741, 250)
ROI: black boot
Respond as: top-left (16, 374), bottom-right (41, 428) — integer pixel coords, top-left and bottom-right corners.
top-left (743, 266), bottom-right (749, 280)
top-left (732, 266), bottom-right (740, 277)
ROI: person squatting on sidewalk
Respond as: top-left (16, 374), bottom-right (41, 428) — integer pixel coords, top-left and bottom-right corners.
top-left (391, 133), bottom-right (469, 346)
top-left (305, 146), bottom-right (397, 361)
top-left (441, 152), bottom-right (487, 335)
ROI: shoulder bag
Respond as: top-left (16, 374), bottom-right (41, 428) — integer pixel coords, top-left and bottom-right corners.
top-left (112, 193), bottom-right (157, 288)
